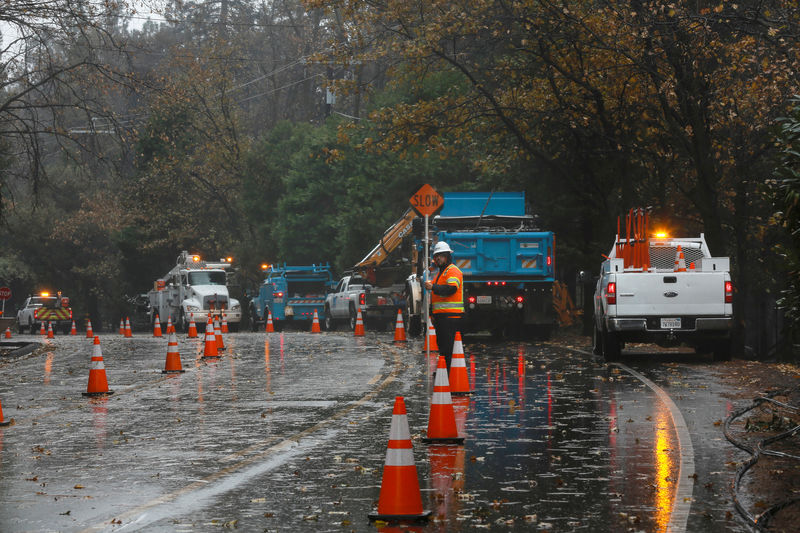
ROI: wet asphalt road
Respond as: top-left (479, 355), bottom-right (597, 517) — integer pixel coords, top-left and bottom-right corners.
top-left (0, 329), bottom-right (752, 532)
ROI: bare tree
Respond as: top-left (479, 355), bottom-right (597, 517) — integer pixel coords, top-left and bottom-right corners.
top-left (0, 0), bottom-right (136, 219)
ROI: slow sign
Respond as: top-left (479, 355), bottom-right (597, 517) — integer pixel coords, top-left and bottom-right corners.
top-left (409, 184), bottom-right (444, 217)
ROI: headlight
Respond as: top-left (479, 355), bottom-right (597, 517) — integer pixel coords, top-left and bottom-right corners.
top-left (230, 303), bottom-right (240, 311)
top-left (186, 305), bottom-right (200, 312)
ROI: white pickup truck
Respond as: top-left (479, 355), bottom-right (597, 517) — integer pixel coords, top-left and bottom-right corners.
top-left (324, 274), bottom-right (405, 331)
top-left (593, 234), bottom-right (733, 361)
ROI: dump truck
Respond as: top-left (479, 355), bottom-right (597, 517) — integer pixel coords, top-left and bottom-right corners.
top-left (405, 192), bottom-right (557, 339)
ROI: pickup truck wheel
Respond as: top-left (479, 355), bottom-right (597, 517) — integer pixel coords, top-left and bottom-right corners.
top-left (592, 325), bottom-right (603, 355)
top-left (349, 306), bottom-right (357, 331)
top-left (324, 306), bottom-right (336, 331)
top-left (601, 328), bottom-right (621, 361)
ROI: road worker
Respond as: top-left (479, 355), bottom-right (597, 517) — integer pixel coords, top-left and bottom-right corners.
top-left (425, 241), bottom-right (464, 369)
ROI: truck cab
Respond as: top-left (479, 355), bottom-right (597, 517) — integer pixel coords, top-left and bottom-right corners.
top-left (148, 252), bottom-right (241, 332)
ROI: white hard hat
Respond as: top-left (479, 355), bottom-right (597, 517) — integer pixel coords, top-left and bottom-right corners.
top-left (432, 241), bottom-right (453, 255)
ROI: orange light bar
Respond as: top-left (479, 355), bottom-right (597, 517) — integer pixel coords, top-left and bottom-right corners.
top-left (192, 255), bottom-right (201, 262)
top-left (41, 291), bottom-right (50, 297)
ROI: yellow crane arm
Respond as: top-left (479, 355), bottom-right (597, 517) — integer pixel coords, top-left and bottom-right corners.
top-left (354, 208), bottom-right (417, 270)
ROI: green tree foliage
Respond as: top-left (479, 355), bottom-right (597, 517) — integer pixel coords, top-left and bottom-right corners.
top-left (772, 97), bottom-right (800, 347)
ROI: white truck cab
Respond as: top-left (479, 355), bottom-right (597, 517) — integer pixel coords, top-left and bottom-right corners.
top-left (148, 252), bottom-right (241, 332)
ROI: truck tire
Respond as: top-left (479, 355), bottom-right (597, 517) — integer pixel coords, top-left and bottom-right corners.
top-left (602, 327), bottom-right (621, 362)
top-left (592, 325), bottom-right (603, 356)
top-left (324, 305), bottom-right (336, 331)
top-left (249, 305), bottom-right (260, 332)
top-left (406, 301), bottom-right (422, 337)
top-left (178, 311), bottom-right (187, 333)
top-left (349, 305), bottom-right (357, 331)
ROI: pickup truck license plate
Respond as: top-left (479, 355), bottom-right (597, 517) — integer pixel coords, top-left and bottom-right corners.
top-left (477, 295), bottom-right (492, 304)
top-left (285, 306), bottom-right (294, 316)
top-left (660, 318), bottom-right (681, 329)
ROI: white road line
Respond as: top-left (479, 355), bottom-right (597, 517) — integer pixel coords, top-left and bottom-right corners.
top-left (554, 345), bottom-right (695, 533)
top-left (78, 343), bottom-right (405, 533)
top-left (614, 362), bottom-right (695, 533)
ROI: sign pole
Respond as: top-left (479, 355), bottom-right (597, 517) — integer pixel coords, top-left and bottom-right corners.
top-left (407, 183), bottom-right (443, 366)
top-left (424, 213), bottom-right (430, 361)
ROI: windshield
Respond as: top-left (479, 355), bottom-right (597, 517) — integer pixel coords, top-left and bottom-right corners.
top-left (188, 271), bottom-right (227, 286)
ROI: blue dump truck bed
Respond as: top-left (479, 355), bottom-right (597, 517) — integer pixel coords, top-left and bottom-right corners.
top-left (445, 231), bottom-right (554, 281)
top-left (249, 264), bottom-right (335, 331)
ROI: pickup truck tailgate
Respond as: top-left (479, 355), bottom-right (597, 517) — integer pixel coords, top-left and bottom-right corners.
top-left (615, 272), bottom-right (728, 316)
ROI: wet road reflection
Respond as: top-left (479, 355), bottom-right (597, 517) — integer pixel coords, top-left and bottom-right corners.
top-left (0, 332), bottom-right (750, 532)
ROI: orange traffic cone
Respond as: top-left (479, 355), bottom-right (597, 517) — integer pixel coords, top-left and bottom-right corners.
top-left (203, 316), bottom-right (219, 358)
top-left (39, 322), bottom-right (46, 335)
top-left (86, 319), bottom-right (93, 338)
top-left (422, 355), bottom-right (464, 444)
top-left (153, 314), bottom-right (162, 337)
top-left (221, 315), bottom-right (229, 333)
top-left (689, 261), bottom-right (696, 271)
top-left (311, 309), bottom-right (321, 333)
top-left (354, 308), bottom-right (365, 337)
top-left (368, 396), bottom-right (431, 522)
top-left (449, 332), bottom-right (471, 395)
top-left (4, 327), bottom-right (11, 339)
top-left (124, 317), bottom-right (133, 338)
top-left (166, 315), bottom-right (175, 334)
top-left (0, 397), bottom-right (12, 426)
top-left (119, 319), bottom-right (125, 335)
top-left (214, 317), bottom-right (225, 351)
top-left (393, 309), bottom-right (407, 343)
top-left (187, 313), bottom-right (198, 338)
top-left (674, 245), bottom-right (687, 272)
top-left (70, 321), bottom-right (77, 335)
top-left (47, 322), bottom-right (54, 339)
top-left (83, 336), bottom-right (114, 396)
top-left (424, 316), bottom-right (438, 352)
top-left (265, 311), bottom-right (275, 333)
top-left (162, 332), bottom-right (185, 374)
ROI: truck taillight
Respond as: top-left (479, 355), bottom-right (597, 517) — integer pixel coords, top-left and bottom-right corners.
top-left (359, 293), bottom-right (366, 306)
top-left (34, 309), bottom-right (38, 319)
top-left (275, 292), bottom-right (284, 298)
top-left (725, 281), bottom-right (733, 303)
top-left (606, 282), bottom-right (616, 305)
top-left (468, 296), bottom-right (476, 304)
top-left (515, 296), bottom-right (524, 303)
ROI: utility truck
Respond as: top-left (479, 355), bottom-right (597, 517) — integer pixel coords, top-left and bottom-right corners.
top-left (148, 251), bottom-right (241, 332)
top-left (406, 192), bottom-right (557, 339)
top-left (592, 209), bottom-right (733, 361)
top-left (250, 264), bottom-right (335, 331)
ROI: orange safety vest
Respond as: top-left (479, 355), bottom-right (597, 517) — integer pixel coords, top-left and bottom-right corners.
top-left (431, 263), bottom-right (464, 314)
